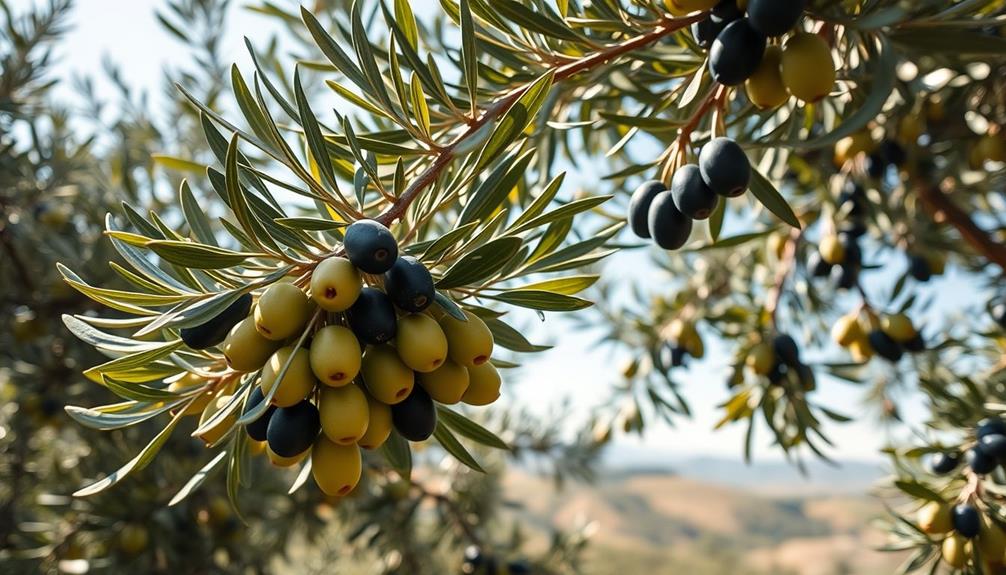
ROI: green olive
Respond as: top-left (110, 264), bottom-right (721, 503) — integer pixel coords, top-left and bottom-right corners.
top-left (254, 283), bottom-right (313, 341)
top-left (395, 313), bottom-right (448, 373)
top-left (361, 344), bottom-right (415, 405)
top-left (418, 360), bottom-right (470, 404)
top-left (310, 257), bottom-right (362, 312)
top-left (319, 383), bottom-right (370, 445)
top-left (439, 310), bottom-right (494, 368)
top-left (261, 346), bottom-right (317, 407)
top-left (310, 325), bottom-right (362, 387)
top-left (312, 437), bottom-right (362, 497)
top-left (461, 362), bottom-right (501, 406)
top-left (223, 317), bottom-right (280, 372)
top-left (358, 396), bottom-right (392, 450)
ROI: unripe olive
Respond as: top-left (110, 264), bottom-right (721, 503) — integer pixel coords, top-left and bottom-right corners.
top-left (670, 165), bottom-right (718, 220)
top-left (244, 386), bottom-right (276, 442)
top-left (310, 257), bottom-right (362, 312)
top-left (461, 362), bottom-right (502, 406)
top-left (819, 234), bottom-right (845, 265)
top-left (745, 45), bottom-right (788, 109)
top-left (222, 317), bottom-right (281, 372)
top-left (260, 346), bottom-right (316, 407)
top-left (917, 501), bottom-right (953, 534)
top-left (266, 400), bottom-right (321, 458)
top-left (319, 383), bottom-right (370, 445)
top-left (181, 293), bottom-right (252, 350)
top-left (266, 444), bottom-right (308, 467)
top-left (309, 325), bottom-right (362, 387)
top-left (831, 313), bottom-right (864, 347)
top-left (780, 32), bottom-right (835, 103)
top-left (358, 395), bottom-right (393, 449)
top-left (746, 342), bottom-right (775, 376)
top-left (708, 18), bottom-right (766, 86)
top-left (384, 256), bottom-right (435, 313)
top-left (418, 359), bottom-right (470, 404)
top-left (344, 219), bottom-right (399, 274)
top-left (313, 437), bottom-right (362, 497)
top-left (196, 393), bottom-right (238, 446)
top-left (627, 181), bottom-right (666, 239)
top-left (254, 283), bottom-right (313, 341)
top-left (683, 330), bottom-right (705, 359)
top-left (395, 314), bottom-right (448, 373)
top-left (439, 309), bottom-right (494, 368)
top-left (169, 372), bottom-right (212, 416)
top-left (848, 337), bottom-right (873, 362)
top-left (391, 384), bottom-right (437, 441)
top-left (746, 0), bottom-right (805, 37)
top-left (943, 533), bottom-right (971, 569)
top-left (698, 137), bottom-right (751, 198)
top-left (346, 287), bottom-right (398, 345)
top-left (881, 313), bottom-right (916, 344)
top-left (361, 344), bottom-right (415, 404)
top-left (118, 524), bottom-right (150, 555)
top-left (647, 191), bottom-right (693, 251)
top-left (980, 516), bottom-right (1006, 559)
top-left (834, 132), bottom-right (875, 167)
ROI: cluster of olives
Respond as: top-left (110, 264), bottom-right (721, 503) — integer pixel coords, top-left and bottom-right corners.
top-left (832, 310), bottom-right (923, 364)
top-left (628, 137), bottom-right (751, 249)
top-left (745, 333), bottom-right (815, 391)
top-left (462, 546), bottom-right (530, 575)
top-left (917, 498), bottom-right (1004, 571)
top-left (928, 419), bottom-right (1006, 479)
top-left (663, 317), bottom-right (706, 367)
top-left (808, 227), bottom-right (864, 291)
top-left (683, 0), bottom-right (835, 106)
top-left (176, 219), bottom-right (500, 497)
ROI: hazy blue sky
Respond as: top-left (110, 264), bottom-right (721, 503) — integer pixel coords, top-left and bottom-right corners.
top-left (27, 0), bottom-right (982, 468)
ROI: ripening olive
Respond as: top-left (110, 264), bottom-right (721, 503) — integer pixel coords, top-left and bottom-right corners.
top-left (942, 533), bottom-right (970, 569)
top-left (346, 287), bottom-right (398, 345)
top-left (391, 384), bottom-right (437, 441)
top-left (266, 400), bottom-right (320, 458)
top-left (222, 317), bottom-right (281, 372)
top-left (361, 344), bottom-right (415, 405)
top-left (867, 330), bottom-right (903, 363)
top-left (647, 191), bottom-right (693, 251)
top-left (260, 346), bottom-right (316, 408)
top-left (746, 342), bottom-right (775, 376)
top-left (344, 219), bottom-right (399, 274)
top-left (319, 383), bottom-right (370, 445)
top-left (439, 309), bottom-right (494, 368)
top-left (746, 0), bottom-right (805, 36)
top-left (953, 504), bottom-right (982, 539)
top-left (310, 257), bottom-right (362, 312)
top-left (384, 256), bottom-right (435, 313)
top-left (831, 313), bottom-right (864, 347)
top-left (244, 386), bottom-right (276, 442)
top-left (780, 32), bottom-right (835, 103)
top-left (418, 359), bottom-right (470, 404)
top-left (918, 501), bottom-right (953, 534)
top-left (461, 362), bottom-right (502, 406)
top-left (254, 283), bottom-right (312, 341)
top-left (169, 372), bottom-right (213, 416)
top-left (708, 18), bottom-right (766, 86)
top-left (267, 444), bottom-right (308, 468)
top-left (699, 137), bottom-right (751, 198)
top-left (395, 313), bottom-right (448, 373)
top-left (745, 45), bottom-right (788, 109)
top-left (181, 293), bottom-right (252, 350)
top-left (118, 524), bottom-right (150, 555)
top-left (627, 180), bottom-right (667, 239)
top-left (312, 437), bottom-right (362, 497)
top-left (309, 325), bottom-right (362, 387)
top-left (819, 234), bottom-right (845, 265)
top-left (848, 337), bottom-right (873, 363)
top-left (358, 395), bottom-right (393, 449)
top-left (196, 393), bottom-right (238, 446)
top-left (881, 313), bottom-right (916, 344)
top-left (670, 165), bottom-right (719, 220)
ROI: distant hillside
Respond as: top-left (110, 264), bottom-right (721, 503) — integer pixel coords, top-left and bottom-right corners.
top-left (600, 447), bottom-right (887, 496)
top-left (500, 467), bottom-right (903, 575)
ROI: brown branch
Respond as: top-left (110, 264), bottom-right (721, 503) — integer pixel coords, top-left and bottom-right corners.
top-left (373, 13), bottom-right (703, 228)
top-left (915, 181), bottom-right (1006, 270)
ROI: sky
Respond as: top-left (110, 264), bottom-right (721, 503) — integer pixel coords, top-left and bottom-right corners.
top-left (20, 0), bottom-right (983, 470)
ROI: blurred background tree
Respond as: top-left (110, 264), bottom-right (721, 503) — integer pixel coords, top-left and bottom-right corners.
top-left (3, 0), bottom-right (1006, 574)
